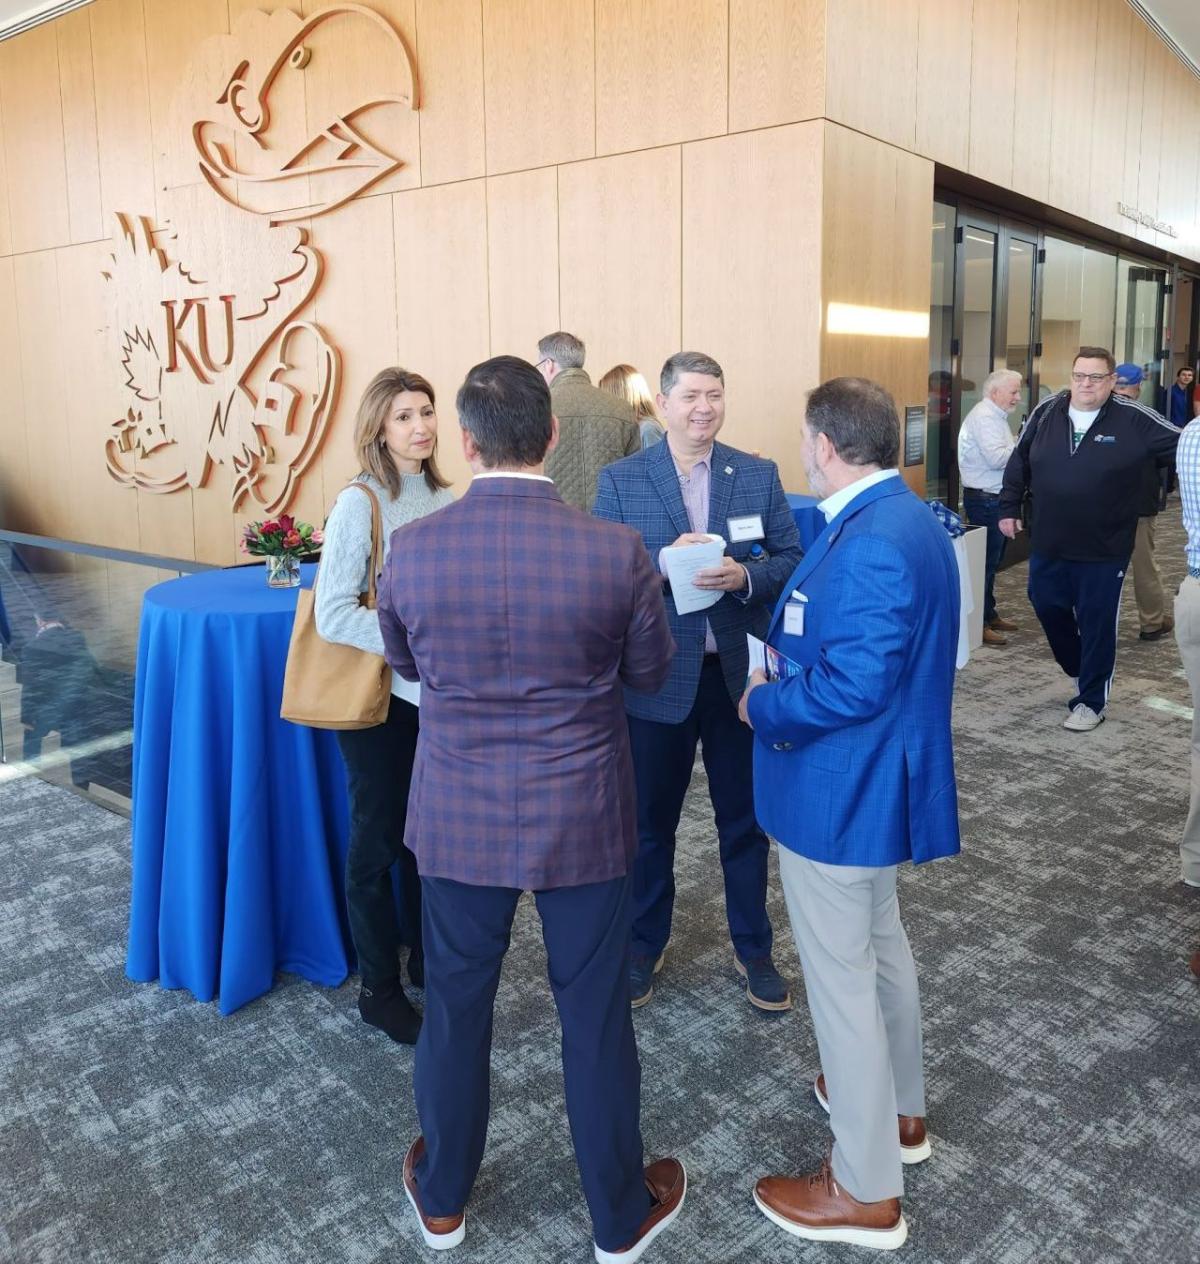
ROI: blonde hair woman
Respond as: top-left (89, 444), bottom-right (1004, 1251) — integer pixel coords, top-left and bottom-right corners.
top-left (599, 363), bottom-right (666, 449)
top-left (315, 367), bottom-right (454, 1044)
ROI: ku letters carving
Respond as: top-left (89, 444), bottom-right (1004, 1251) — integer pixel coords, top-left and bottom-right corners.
top-left (104, 3), bottom-right (420, 515)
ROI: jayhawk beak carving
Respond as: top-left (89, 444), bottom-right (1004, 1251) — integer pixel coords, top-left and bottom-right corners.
top-left (192, 4), bottom-right (419, 223)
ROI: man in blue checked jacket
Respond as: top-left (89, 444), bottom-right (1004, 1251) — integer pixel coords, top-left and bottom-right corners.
top-left (594, 350), bottom-right (801, 1012)
top-left (741, 377), bottom-right (959, 1251)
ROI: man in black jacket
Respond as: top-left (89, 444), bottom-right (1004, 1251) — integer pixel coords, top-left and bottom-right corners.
top-left (998, 346), bottom-right (1180, 732)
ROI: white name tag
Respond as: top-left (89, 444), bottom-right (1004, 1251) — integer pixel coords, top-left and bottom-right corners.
top-left (727, 514), bottom-right (765, 543)
top-left (784, 602), bottom-right (805, 637)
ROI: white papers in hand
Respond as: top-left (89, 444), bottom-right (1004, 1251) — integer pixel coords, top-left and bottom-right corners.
top-left (747, 633), bottom-right (767, 676)
top-left (663, 534), bottom-right (726, 615)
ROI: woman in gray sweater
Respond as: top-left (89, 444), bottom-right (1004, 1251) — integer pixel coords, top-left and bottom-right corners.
top-left (315, 368), bottom-right (454, 1044)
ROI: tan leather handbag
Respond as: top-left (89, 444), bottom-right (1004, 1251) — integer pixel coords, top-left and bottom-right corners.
top-left (280, 483), bottom-right (392, 730)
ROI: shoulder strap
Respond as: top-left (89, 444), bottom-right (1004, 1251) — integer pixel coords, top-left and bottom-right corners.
top-left (349, 482), bottom-right (384, 610)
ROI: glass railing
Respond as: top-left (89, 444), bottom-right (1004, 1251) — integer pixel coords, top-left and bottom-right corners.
top-left (0, 531), bottom-right (213, 814)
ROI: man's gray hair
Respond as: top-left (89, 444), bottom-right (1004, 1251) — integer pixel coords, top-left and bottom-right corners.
top-left (660, 350), bottom-right (724, 395)
top-left (537, 331), bottom-right (585, 369)
top-left (982, 368), bottom-right (1021, 398)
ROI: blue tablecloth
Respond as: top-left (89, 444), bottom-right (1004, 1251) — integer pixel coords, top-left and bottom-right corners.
top-left (787, 493), bottom-right (825, 550)
top-left (126, 564), bottom-right (353, 1014)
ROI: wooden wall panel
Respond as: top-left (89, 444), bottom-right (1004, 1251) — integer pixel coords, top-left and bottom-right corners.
top-left (1011, 0), bottom-right (1055, 204)
top-left (1119, 14), bottom-right (1148, 222)
top-left (415, 0), bottom-right (486, 186)
top-left (1047, 0), bottom-right (1098, 220)
top-left (91, 0), bottom-right (157, 230)
top-left (825, 0), bottom-right (918, 152)
top-left (0, 84), bottom-right (10, 257)
top-left (0, 24), bottom-right (70, 254)
top-left (56, 9), bottom-right (104, 245)
top-left (0, 258), bottom-right (31, 530)
top-left (1087, 0), bottom-right (1132, 234)
top-left (559, 147), bottom-right (682, 396)
top-left (915, 0), bottom-right (973, 171)
top-left (55, 240), bottom-right (141, 552)
top-left (486, 167), bottom-right (559, 360)
top-left (683, 124), bottom-right (823, 489)
top-left (595, 0), bottom-right (727, 155)
top-left (482, 0), bottom-right (594, 175)
top-left (728, 0), bottom-right (824, 134)
top-left (966, 0), bottom-right (1017, 189)
top-left (1135, 36), bottom-right (1168, 246)
top-left (391, 180), bottom-right (490, 490)
top-left (821, 123), bottom-right (932, 494)
top-left (143, 0), bottom-right (228, 197)
top-left (13, 252), bottom-right (76, 539)
top-left (1155, 58), bottom-right (1196, 252)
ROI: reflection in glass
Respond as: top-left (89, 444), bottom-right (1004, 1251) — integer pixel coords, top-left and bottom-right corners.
top-left (1117, 258), bottom-right (1167, 406)
top-left (927, 201), bottom-right (956, 501)
top-left (960, 228), bottom-right (996, 424)
top-left (1004, 238), bottom-right (1036, 431)
top-left (1040, 237), bottom-right (1117, 397)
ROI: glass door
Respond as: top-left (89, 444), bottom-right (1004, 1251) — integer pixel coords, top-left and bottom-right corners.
top-left (1117, 262), bottom-right (1169, 406)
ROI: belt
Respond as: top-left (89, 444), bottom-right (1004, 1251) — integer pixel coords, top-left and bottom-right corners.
top-left (962, 488), bottom-right (1001, 499)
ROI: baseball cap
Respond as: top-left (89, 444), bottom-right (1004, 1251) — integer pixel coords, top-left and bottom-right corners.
top-left (1115, 362), bottom-right (1144, 385)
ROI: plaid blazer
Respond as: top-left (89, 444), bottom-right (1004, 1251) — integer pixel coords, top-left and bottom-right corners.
top-left (594, 439), bottom-right (802, 724)
top-left (377, 477), bottom-right (673, 890)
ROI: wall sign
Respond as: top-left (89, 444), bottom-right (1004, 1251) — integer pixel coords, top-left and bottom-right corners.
top-left (102, 4), bottom-right (420, 515)
top-left (1117, 202), bottom-right (1178, 238)
top-left (904, 405), bottom-right (926, 467)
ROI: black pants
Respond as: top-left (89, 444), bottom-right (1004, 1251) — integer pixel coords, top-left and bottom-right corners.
top-left (962, 491), bottom-right (1007, 625)
top-left (335, 695), bottom-right (422, 986)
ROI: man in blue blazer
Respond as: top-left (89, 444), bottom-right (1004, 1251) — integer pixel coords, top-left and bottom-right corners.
top-left (739, 378), bottom-right (960, 1250)
top-left (594, 351), bottom-right (802, 1009)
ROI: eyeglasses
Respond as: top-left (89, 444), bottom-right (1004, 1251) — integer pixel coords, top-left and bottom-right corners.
top-left (1070, 372), bottom-right (1113, 384)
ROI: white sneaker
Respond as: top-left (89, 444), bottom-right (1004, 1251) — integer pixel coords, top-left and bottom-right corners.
top-left (1063, 704), bottom-right (1104, 732)
top-left (1183, 876), bottom-right (1200, 889)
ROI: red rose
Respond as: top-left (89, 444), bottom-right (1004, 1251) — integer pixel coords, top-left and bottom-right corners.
top-left (260, 520), bottom-right (280, 535)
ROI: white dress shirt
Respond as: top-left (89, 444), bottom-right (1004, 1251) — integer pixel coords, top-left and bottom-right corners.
top-left (958, 397), bottom-right (1016, 494)
top-left (817, 468), bottom-right (900, 523)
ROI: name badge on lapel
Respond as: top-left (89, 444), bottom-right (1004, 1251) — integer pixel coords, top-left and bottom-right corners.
top-left (728, 514), bottom-right (764, 543)
top-left (783, 590), bottom-right (808, 637)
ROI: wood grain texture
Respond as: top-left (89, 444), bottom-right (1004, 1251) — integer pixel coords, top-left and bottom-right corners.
top-left (966, 0), bottom-right (1017, 189)
top-left (1011, 0), bottom-right (1055, 204)
top-left (1047, 0), bottom-right (1098, 219)
top-left (1135, 34), bottom-right (1168, 245)
top-left (482, 0), bottom-right (594, 175)
top-left (0, 23), bottom-right (70, 254)
top-left (415, 0), bottom-right (485, 186)
top-left (391, 179), bottom-right (490, 491)
top-left (0, 257), bottom-right (31, 529)
top-left (1154, 55), bottom-right (1194, 252)
top-left (1119, 13), bottom-right (1148, 218)
top-left (0, 81), bottom-right (10, 257)
top-left (915, 0), bottom-right (973, 170)
top-left (486, 166), bottom-right (559, 359)
top-left (1087, 0), bottom-right (1132, 234)
top-left (595, 0), bottom-right (727, 154)
top-left (683, 123), bottom-right (823, 489)
top-left (825, 0), bottom-right (918, 151)
top-left (729, 0), bottom-right (824, 133)
top-left (56, 9), bottom-right (104, 245)
top-left (90, 0), bottom-right (157, 232)
top-left (559, 146), bottom-right (682, 395)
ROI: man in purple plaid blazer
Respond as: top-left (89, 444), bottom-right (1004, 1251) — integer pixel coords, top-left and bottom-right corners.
top-left (377, 356), bottom-right (686, 1264)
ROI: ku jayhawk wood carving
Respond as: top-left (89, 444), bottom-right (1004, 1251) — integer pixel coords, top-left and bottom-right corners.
top-left (103, 3), bottom-right (420, 515)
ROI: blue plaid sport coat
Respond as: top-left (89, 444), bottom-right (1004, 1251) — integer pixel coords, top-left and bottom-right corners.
top-left (593, 439), bottom-right (802, 724)
top-left (377, 476), bottom-right (673, 890)
top-left (748, 477), bottom-right (961, 867)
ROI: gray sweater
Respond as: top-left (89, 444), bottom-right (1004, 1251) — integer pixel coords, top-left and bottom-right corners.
top-left (313, 472), bottom-right (454, 702)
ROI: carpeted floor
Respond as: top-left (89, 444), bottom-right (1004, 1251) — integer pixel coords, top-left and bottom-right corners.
top-left (2, 509), bottom-right (1199, 1264)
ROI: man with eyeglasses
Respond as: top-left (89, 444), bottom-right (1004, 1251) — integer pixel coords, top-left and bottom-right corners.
top-left (998, 346), bottom-right (1180, 732)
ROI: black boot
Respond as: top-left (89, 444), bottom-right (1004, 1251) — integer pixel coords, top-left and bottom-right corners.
top-left (358, 979), bottom-right (421, 1045)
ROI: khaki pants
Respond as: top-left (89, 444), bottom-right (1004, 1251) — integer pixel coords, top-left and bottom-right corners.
top-left (1173, 576), bottom-right (1200, 884)
top-left (1132, 516), bottom-right (1167, 633)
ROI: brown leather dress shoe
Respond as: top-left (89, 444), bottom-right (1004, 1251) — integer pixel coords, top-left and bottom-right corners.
top-left (988, 616), bottom-right (1019, 632)
top-left (594, 1157), bottom-right (686, 1263)
top-left (754, 1157), bottom-right (907, 1249)
top-left (814, 1074), bottom-right (931, 1163)
top-left (982, 625), bottom-right (1007, 647)
top-left (403, 1136), bottom-right (465, 1250)
top-left (1189, 949), bottom-right (1200, 979)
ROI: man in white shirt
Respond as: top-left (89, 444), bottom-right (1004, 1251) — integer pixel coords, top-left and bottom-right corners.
top-left (958, 370), bottom-right (1021, 646)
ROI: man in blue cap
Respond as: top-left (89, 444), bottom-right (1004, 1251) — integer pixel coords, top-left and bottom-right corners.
top-left (1114, 363), bottom-right (1173, 642)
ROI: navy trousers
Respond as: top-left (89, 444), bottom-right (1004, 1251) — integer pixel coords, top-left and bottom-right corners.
top-left (413, 874), bottom-right (652, 1252)
top-left (962, 492), bottom-right (1007, 625)
top-left (1028, 552), bottom-right (1127, 713)
top-left (627, 656), bottom-right (773, 962)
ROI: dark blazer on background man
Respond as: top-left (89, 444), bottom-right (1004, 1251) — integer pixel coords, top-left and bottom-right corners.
top-left (593, 438), bottom-right (802, 722)
top-left (377, 475), bottom-right (674, 891)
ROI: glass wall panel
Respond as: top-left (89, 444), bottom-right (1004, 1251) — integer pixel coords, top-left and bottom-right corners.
top-left (1004, 237), bottom-right (1036, 430)
top-left (927, 200), bottom-right (956, 501)
top-left (1040, 236), bottom-right (1117, 396)
top-left (959, 228), bottom-right (996, 423)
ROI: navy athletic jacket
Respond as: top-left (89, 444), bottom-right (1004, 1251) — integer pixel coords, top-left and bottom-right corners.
top-left (998, 389), bottom-right (1180, 562)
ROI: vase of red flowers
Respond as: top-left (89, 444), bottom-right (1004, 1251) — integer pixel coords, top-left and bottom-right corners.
top-left (241, 515), bottom-right (323, 588)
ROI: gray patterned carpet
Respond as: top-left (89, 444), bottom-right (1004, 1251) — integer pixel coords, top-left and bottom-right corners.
top-left (3, 509), bottom-right (1199, 1264)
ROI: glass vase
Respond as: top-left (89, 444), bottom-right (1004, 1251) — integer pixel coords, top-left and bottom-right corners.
top-left (265, 554), bottom-right (301, 588)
